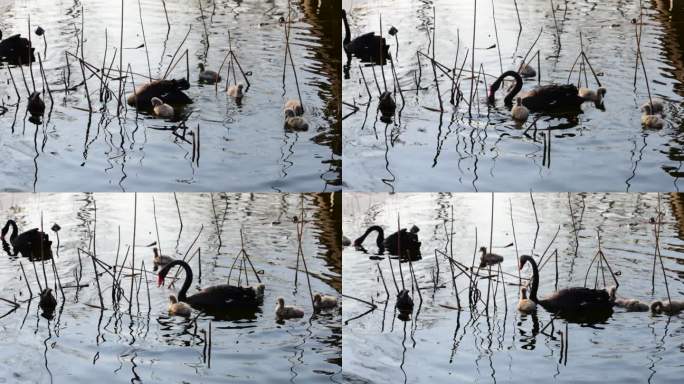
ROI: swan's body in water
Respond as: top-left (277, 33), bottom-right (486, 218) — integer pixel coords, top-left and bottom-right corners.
top-left (396, 289), bottom-right (413, 312)
top-left (519, 255), bottom-right (613, 313)
top-left (284, 108), bottom-right (309, 131)
top-left (127, 78), bottom-right (192, 109)
top-left (517, 286), bottom-right (536, 313)
top-left (153, 247), bottom-right (174, 272)
top-left (168, 295), bottom-right (192, 317)
top-left (354, 225), bottom-right (421, 259)
top-left (151, 97), bottom-right (174, 118)
top-left (511, 97), bottom-right (529, 122)
top-left (607, 286), bottom-right (649, 312)
top-left (378, 91), bottom-right (396, 117)
top-left (479, 246), bottom-right (503, 268)
top-left (39, 288), bottom-right (57, 313)
top-left (275, 297), bottom-right (304, 319)
top-left (1, 220), bottom-right (53, 260)
top-left (578, 87), bottom-right (606, 105)
top-left (0, 30), bottom-right (35, 64)
top-left (641, 104), bottom-right (665, 129)
top-left (284, 100), bottom-right (303, 116)
top-left (650, 300), bottom-right (684, 315)
top-left (488, 71), bottom-right (584, 111)
top-left (28, 92), bottom-right (45, 117)
top-left (640, 99), bottom-right (664, 114)
top-left (313, 293), bottom-right (338, 310)
top-left (342, 9), bottom-right (389, 64)
top-left (198, 63), bottom-right (221, 84)
top-left (227, 84), bottom-right (244, 99)
top-left (157, 260), bottom-right (264, 312)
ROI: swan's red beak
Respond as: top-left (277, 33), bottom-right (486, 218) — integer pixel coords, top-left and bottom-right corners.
top-left (157, 275), bottom-right (164, 287)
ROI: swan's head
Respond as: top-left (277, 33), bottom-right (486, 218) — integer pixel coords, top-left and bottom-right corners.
top-left (157, 265), bottom-right (172, 287)
top-left (151, 97), bottom-right (163, 107)
top-left (479, 246), bottom-right (487, 254)
top-left (651, 301), bottom-right (663, 312)
top-left (169, 295), bottom-right (178, 304)
top-left (410, 225), bottom-right (419, 234)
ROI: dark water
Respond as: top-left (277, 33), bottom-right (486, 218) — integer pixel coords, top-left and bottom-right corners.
top-left (0, 0), bottom-right (341, 192)
top-left (342, 0), bottom-right (684, 192)
top-left (343, 192), bottom-right (683, 383)
top-left (0, 192), bottom-right (341, 383)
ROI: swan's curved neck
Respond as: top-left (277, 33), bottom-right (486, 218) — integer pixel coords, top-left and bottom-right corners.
top-left (488, 71), bottom-right (523, 105)
top-left (165, 260), bottom-right (193, 302)
top-left (525, 257), bottom-right (540, 302)
top-left (342, 11), bottom-right (351, 46)
top-left (355, 225), bottom-right (385, 248)
top-left (1, 220), bottom-right (18, 242)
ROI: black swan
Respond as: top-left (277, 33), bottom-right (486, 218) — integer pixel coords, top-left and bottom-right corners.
top-left (28, 92), bottom-right (45, 117)
top-left (519, 255), bottom-right (613, 313)
top-left (342, 9), bottom-right (390, 65)
top-left (353, 225), bottom-right (421, 259)
top-left (0, 30), bottom-right (35, 64)
top-left (488, 71), bottom-right (585, 111)
top-left (1, 220), bottom-right (53, 260)
top-left (126, 78), bottom-right (193, 109)
top-left (478, 246), bottom-right (503, 268)
top-left (378, 91), bottom-right (396, 117)
top-left (396, 289), bottom-right (413, 312)
top-left (39, 288), bottom-right (57, 313)
top-left (157, 260), bottom-right (264, 312)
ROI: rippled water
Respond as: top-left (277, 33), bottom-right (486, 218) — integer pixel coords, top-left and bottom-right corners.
top-left (342, 192), bottom-right (683, 383)
top-left (0, 192), bottom-right (341, 383)
top-left (342, 0), bottom-right (684, 192)
top-left (0, 0), bottom-right (341, 192)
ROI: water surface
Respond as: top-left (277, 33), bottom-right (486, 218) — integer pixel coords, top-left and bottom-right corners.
top-left (0, 192), bottom-right (341, 383)
top-left (0, 0), bottom-right (341, 192)
top-left (343, 192), bottom-right (683, 383)
top-left (342, 0), bottom-right (684, 192)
